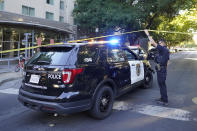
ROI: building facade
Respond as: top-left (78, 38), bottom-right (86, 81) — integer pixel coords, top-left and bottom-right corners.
top-left (0, 0), bottom-right (76, 58)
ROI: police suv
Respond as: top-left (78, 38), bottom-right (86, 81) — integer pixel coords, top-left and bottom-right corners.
top-left (18, 42), bottom-right (153, 119)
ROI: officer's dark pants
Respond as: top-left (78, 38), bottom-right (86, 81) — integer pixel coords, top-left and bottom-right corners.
top-left (157, 68), bottom-right (168, 102)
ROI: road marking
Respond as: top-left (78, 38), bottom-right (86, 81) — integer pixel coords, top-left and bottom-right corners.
top-left (184, 58), bottom-right (197, 61)
top-left (133, 104), bottom-right (191, 121)
top-left (192, 97), bottom-right (197, 105)
top-left (113, 101), bottom-right (196, 122)
top-left (0, 88), bottom-right (19, 95)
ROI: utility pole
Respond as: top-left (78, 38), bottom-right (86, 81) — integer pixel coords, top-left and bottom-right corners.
top-left (24, 33), bottom-right (31, 59)
top-left (32, 30), bottom-right (34, 57)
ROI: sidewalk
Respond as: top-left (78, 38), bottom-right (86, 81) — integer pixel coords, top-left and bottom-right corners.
top-left (0, 64), bottom-right (22, 86)
top-left (0, 65), bottom-right (16, 74)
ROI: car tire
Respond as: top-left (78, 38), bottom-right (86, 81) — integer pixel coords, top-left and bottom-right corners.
top-left (143, 71), bottom-right (153, 89)
top-left (89, 85), bottom-right (114, 119)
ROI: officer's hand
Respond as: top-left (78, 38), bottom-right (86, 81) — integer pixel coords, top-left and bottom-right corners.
top-left (144, 29), bottom-right (149, 36)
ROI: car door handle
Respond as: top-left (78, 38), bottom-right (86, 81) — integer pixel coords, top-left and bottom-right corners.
top-left (124, 66), bottom-right (129, 69)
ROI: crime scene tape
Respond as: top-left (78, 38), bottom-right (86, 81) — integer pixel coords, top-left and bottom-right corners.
top-left (68, 30), bottom-right (196, 43)
top-left (68, 30), bottom-right (145, 43)
top-left (0, 42), bottom-right (64, 54)
top-left (0, 29), bottom-right (196, 54)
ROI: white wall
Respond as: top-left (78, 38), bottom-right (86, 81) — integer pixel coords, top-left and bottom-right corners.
top-left (3, 0), bottom-right (75, 23)
top-left (64, 0), bottom-right (75, 25)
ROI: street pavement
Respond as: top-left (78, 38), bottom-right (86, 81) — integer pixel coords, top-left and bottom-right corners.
top-left (0, 64), bottom-right (16, 74)
top-left (0, 64), bottom-right (22, 86)
top-left (0, 51), bottom-right (197, 131)
top-left (0, 72), bottom-right (22, 86)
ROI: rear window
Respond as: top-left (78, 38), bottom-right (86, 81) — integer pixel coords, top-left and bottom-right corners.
top-left (27, 47), bottom-right (73, 65)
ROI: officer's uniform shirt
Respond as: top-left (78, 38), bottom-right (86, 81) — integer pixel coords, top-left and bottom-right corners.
top-left (156, 44), bottom-right (170, 73)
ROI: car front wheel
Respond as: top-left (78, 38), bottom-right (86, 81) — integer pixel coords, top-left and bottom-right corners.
top-left (143, 71), bottom-right (153, 89)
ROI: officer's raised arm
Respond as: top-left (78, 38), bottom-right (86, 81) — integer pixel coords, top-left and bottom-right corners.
top-left (144, 29), bottom-right (157, 47)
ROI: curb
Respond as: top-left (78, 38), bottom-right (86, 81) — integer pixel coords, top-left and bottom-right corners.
top-left (0, 71), bottom-right (15, 75)
top-left (0, 77), bottom-right (22, 86)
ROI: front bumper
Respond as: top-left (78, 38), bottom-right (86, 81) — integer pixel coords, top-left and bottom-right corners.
top-left (18, 88), bottom-right (91, 114)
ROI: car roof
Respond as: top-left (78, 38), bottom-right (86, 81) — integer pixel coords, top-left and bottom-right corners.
top-left (40, 42), bottom-right (122, 49)
top-left (128, 46), bottom-right (140, 49)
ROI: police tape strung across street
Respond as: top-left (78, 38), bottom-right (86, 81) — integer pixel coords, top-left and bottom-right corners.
top-left (0, 29), bottom-right (196, 54)
top-left (68, 30), bottom-right (196, 43)
top-left (0, 42), bottom-right (65, 54)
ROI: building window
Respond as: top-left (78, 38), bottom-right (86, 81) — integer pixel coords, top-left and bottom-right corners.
top-left (0, 0), bottom-right (4, 11)
top-left (74, 3), bottom-right (77, 8)
top-left (22, 6), bottom-right (28, 15)
top-left (22, 6), bottom-right (35, 16)
top-left (46, 0), bottom-right (54, 5)
top-left (59, 16), bottom-right (64, 22)
top-left (60, 1), bottom-right (64, 10)
top-left (46, 12), bottom-right (54, 20)
top-left (29, 7), bottom-right (35, 16)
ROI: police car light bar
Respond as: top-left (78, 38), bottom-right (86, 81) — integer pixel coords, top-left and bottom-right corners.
top-left (109, 39), bottom-right (119, 45)
top-left (87, 39), bottom-right (120, 45)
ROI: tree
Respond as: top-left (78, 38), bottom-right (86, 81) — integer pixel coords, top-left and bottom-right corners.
top-left (73, 0), bottom-right (197, 44)
top-left (73, 0), bottom-right (140, 36)
top-left (154, 7), bottom-right (197, 48)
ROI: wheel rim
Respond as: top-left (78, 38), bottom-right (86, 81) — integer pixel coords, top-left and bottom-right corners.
top-left (145, 73), bottom-right (152, 84)
top-left (99, 91), bottom-right (111, 112)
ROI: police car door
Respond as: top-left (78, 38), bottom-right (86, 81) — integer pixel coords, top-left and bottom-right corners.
top-left (107, 47), bottom-right (130, 90)
top-left (123, 49), bottom-right (144, 84)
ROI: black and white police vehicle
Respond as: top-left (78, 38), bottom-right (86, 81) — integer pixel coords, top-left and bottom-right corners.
top-left (18, 41), bottom-right (154, 119)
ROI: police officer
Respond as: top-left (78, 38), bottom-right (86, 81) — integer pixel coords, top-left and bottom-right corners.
top-left (144, 29), bottom-right (170, 106)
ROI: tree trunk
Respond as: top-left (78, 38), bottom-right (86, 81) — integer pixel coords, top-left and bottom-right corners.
top-left (146, 13), bottom-right (158, 29)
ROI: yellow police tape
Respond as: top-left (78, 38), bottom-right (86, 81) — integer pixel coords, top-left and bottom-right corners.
top-left (68, 30), bottom-right (196, 43)
top-left (0, 42), bottom-right (64, 54)
top-left (68, 30), bottom-right (145, 43)
top-left (0, 29), bottom-right (196, 54)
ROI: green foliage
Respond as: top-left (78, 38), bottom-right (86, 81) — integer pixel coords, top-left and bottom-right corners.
top-left (154, 7), bottom-right (197, 47)
top-left (73, 0), bottom-right (197, 44)
top-left (73, 0), bottom-right (139, 36)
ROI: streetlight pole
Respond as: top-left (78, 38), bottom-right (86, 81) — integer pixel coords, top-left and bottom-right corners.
top-left (95, 28), bottom-right (99, 37)
top-left (24, 33), bottom-right (31, 59)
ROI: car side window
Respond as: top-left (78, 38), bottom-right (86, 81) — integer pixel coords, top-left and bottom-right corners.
top-left (77, 46), bottom-right (99, 64)
top-left (107, 48), bottom-right (126, 63)
top-left (123, 49), bottom-right (137, 61)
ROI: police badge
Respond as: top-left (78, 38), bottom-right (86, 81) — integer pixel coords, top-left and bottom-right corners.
top-left (136, 64), bottom-right (141, 76)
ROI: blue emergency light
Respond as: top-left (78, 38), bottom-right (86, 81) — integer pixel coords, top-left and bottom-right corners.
top-left (109, 39), bottom-right (119, 45)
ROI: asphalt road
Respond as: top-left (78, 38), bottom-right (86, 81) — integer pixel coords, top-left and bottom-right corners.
top-left (0, 51), bottom-right (197, 131)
